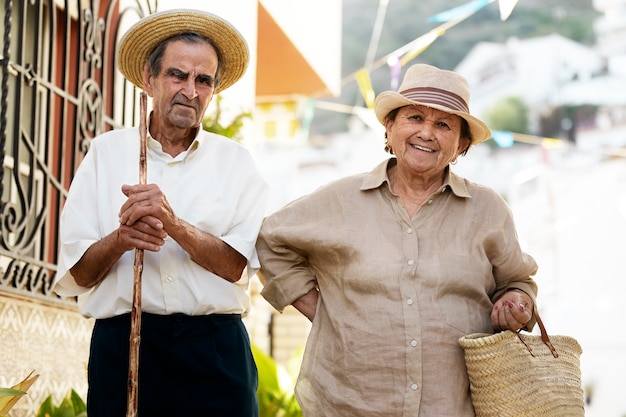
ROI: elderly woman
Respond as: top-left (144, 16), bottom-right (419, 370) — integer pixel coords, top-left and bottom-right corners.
top-left (256, 64), bottom-right (538, 417)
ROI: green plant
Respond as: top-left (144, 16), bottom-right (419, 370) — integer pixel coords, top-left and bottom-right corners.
top-left (202, 95), bottom-right (252, 142)
top-left (252, 344), bottom-right (303, 417)
top-left (27, 344), bottom-right (301, 417)
top-left (485, 96), bottom-right (530, 135)
top-left (36, 389), bottom-right (86, 417)
top-left (0, 371), bottom-right (39, 417)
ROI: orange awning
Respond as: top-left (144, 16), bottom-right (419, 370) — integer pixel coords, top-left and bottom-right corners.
top-left (256, 2), bottom-right (329, 97)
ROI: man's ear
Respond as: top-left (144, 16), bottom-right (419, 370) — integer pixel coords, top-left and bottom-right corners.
top-left (142, 62), bottom-right (153, 96)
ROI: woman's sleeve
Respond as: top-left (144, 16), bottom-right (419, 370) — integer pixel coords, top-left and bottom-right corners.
top-left (256, 205), bottom-right (319, 312)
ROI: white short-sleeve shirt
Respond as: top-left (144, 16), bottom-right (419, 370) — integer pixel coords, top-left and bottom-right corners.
top-left (54, 127), bottom-right (269, 319)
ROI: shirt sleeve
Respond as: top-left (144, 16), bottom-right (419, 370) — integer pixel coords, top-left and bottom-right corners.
top-left (54, 144), bottom-right (102, 297)
top-left (485, 192), bottom-right (539, 329)
top-left (217, 154), bottom-right (270, 276)
top-left (256, 204), bottom-right (319, 312)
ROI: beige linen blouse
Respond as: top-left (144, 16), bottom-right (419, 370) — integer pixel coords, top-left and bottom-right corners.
top-left (257, 158), bottom-right (538, 417)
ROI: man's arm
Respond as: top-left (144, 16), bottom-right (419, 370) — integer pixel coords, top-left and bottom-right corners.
top-left (70, 218), bottom-right (167, 288)
top-left (119, 183), bottom-right (247, 283)
top-left (167, 216), bottom-right (247, 282)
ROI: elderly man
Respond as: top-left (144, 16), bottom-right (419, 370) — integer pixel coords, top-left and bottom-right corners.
top-left (54, 9), bottom-right (268, 417)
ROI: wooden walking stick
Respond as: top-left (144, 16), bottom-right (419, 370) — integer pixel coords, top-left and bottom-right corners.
top-left (127, 91), bottom-right (148, 417)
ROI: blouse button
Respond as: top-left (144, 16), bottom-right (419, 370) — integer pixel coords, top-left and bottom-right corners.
top-left (411, 383), bottom-right (418, 391)
top-left (427, 199), bottom-right (433, 205)
top-left (407, 298), bottom-right (413, 305)
top-left (407, 227), bottom-right (413, 234)
top-left (410, 340), bottom-right (418, 347)
top-left (166, 276), bottom-right (173, 283)
top-left (407, 259), bottom-right (414, 266)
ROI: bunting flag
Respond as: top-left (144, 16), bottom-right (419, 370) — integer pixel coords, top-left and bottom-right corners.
top-left (398, 29), bottom-right (444, 66)
top-left (491, 131), bottom-right (566, 148)
top-left (427, 0), bottom-right (517, 23)
top-left (491, 130), bottom-right (514, 148)
top-left (388, 56), bottom-right (402, 90)
top-left (498, 0), bottom-right (519, 21)
top-left (334, 0), bottom-right (520, 100)
top-left (355, 68), bottom-right (376, 109)
top-left (427, 0), bottom-right (492, 23)
top-left (387, 0), bottom-right (495, 72)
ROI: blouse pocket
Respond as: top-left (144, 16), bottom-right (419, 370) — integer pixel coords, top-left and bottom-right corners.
top-left (436, 252), bottom-right (494, 334)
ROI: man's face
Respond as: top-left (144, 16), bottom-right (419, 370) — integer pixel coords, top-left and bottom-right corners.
top-left (144, 39), bottom-right (218, 130)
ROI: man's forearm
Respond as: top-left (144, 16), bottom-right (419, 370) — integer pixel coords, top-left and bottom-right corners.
top-left (167, 217), bottom-right (247, 282)
top-left (70, 230), bottom-right (127, 288)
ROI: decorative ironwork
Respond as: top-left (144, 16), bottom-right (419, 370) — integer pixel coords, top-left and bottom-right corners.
top-left (0, 0), bottom-right (157, 304)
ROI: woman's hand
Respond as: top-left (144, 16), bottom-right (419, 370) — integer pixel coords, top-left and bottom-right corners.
top-left (491, 289), bottom-right (533, 332)
top-left (293, 288), bottom-right (319, 322)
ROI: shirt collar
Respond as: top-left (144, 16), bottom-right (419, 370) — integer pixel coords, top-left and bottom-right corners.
top-left (147, 126), bottom-right (201, 161)
top-left (360, 158), bottom-right (472, 198)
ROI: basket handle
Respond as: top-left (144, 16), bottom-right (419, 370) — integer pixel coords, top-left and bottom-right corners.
top-left (517, 305), bottom-right (559, 359)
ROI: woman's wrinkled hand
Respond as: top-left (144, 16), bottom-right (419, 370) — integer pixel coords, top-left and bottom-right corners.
top-left (491, 290), bottom-right (533, 332)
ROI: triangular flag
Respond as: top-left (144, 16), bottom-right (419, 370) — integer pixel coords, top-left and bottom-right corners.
top-left (498, 0), bottom-right (519, 20)
top-left (355, 69), bottom-right (376, 109)
top-left (388, 56), bottom-right (402, 91)
top-left (399, 29), bottom-right (443, 66)
top-left (491, 130), bottom-right (514, 148)
top-left (427, 0), bottom-right (492, 23)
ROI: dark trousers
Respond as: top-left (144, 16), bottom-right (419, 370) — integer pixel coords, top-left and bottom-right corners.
top-left (87, 312), bottom-right (258, 417)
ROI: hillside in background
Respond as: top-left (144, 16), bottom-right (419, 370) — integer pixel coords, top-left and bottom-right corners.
top-left (311, 0), bottom-right (599, 134)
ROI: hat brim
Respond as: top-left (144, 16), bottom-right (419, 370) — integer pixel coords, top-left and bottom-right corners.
top-left (117, 9), bottom-right (249, 94)
top-left (374, 91), bottom-right (492, 144)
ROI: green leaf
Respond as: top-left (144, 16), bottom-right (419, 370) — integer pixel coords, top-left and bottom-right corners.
top-left (0, 388), bottom-right (25, 397)
top-left (252, 343), bottom-right (303, 417)
top-left (69, 389), bottom-right (86, 415)
top-left (252, 344), bottom-right (282, 394)
top-left (56, 395), bottom-right (77, 417)
top-left (0, 371), bottom-right (39, 414)
top-left (35, 395), bottom-right (55, 417)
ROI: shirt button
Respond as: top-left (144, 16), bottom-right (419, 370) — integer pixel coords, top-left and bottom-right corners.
top-left (166, 276), bottom-right (173, 283)
top-left (427, 199), bottom-right (433, 205)
top-left (407, 259), bottom-right (414, 266)
top-left (410, 340), bottom-right (418, 347)
top-left (411, 383), bottom-right (418, 391)
top-left (407, 227), bottom-right (413, 234)
top-left (407, 298), bottom-right (413, 305)
top-left (442, 186), bottom-right (447, 193)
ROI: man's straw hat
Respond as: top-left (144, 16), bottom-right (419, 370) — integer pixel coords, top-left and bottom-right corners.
top-left (374, 64), bottom-right (492, 143)
top-left (118, 9), bottom-right (249, 94)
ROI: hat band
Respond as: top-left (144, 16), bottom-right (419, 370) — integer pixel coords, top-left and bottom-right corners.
top-left (400, 87), bottom-right (469, 113)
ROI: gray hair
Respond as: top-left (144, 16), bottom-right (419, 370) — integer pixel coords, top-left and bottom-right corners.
top-left (146, 32), bottom-right (223, 90)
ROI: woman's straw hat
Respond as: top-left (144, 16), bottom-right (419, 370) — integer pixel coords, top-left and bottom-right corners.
top-left (374, 64), bottom-right (492, 143)
top-left (118, 9), bottom-right (249, 94)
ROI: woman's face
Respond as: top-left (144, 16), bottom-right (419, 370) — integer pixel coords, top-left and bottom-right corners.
top-left (386, 105), bottom-right (470, 179)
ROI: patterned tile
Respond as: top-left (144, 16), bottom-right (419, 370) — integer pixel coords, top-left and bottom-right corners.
top-left (0, 292), bottom-right (92, 416)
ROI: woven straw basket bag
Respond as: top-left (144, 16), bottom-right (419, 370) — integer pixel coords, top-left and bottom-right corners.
top-left (458, 307), bottom-right (585, 417)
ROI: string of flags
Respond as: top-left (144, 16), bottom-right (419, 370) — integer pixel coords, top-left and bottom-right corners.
top-left (491, 130), bottom-right (564, 148)
top-left (353, 0), bottom-right (519, 109)
top-left (312, 0), bottom-right (550, 150)
top-left (308, 0), bottom-right (590, 152)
